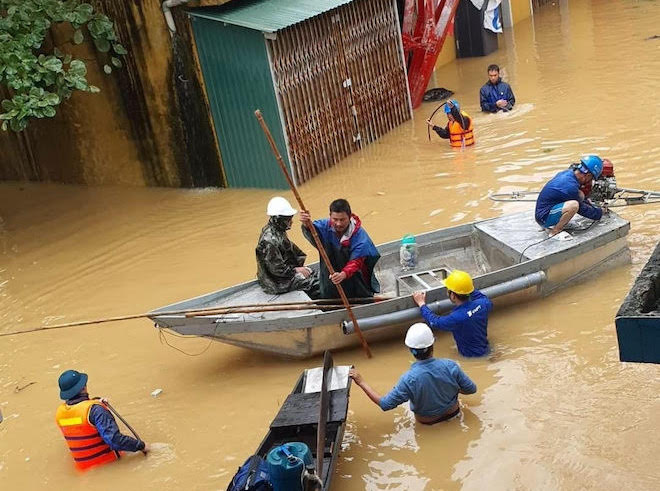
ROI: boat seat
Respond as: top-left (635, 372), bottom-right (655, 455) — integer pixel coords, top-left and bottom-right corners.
top-left (396, 266), bottom-right (451, 296)
top-left (270, 389), bottom-right (349, 428)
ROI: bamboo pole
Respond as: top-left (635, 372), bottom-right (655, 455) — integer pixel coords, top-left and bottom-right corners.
top-left (184, 304), bottom-right (346, 318)
top-left (255, 109), bottom-right (373, 358)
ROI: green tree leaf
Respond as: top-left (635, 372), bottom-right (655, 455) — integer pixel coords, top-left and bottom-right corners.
top-left (94, 37), bottom-right (111, 53)
top-left (0, 0), bottom-right (127, 131)
top-left (42, 57), bottom-right (63, 72)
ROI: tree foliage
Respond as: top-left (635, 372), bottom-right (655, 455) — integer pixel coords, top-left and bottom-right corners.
top-left (0, 0), bottom-right (127, 131)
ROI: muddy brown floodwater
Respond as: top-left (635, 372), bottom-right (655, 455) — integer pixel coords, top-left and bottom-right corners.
top-left (1, 2), bottom-right (660, 490)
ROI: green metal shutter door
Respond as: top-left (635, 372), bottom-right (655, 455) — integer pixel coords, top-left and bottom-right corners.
top-left (191, 17), bottom-right (289, 189)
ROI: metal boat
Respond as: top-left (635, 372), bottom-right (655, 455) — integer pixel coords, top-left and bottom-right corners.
top-left (149, 211), bottom-right (630, 358)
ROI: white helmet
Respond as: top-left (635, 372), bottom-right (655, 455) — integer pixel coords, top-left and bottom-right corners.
top-left (267, 197), bottom-right (297, 216)
top-left (404, 323), bottom-right (434, 349)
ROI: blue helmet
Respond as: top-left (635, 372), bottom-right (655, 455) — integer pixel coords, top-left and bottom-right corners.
top-left (579, 155), bottom-right (603, 179)
top-left (444, 99), bottom-right (460, 114)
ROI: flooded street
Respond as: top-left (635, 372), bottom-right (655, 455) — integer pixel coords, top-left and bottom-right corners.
top-left (2, 1), bottom-right (660, 489)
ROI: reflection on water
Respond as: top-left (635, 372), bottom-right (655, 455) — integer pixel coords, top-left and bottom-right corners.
top-left (2, 1), bottom-right (660, 490)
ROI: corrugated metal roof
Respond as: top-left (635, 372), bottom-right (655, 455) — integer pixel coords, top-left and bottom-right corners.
top-left (188, 0), bottom-right (353, 33)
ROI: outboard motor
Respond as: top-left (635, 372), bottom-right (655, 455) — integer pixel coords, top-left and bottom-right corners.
top-left (590, 159), bottom-right (618, 204)
top-left (266, 442), bottom-right (313, 491)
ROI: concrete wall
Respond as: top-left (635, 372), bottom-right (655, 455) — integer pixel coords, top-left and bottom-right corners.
top-left (510, 0), bottom-right (533, 24)
top-left (0, 0), bottom-right (224, 187)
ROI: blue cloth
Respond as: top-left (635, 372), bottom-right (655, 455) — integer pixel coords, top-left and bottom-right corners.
top-left (534, 169), bottom-right (603, 225)
top-left (420, 290), bottom-right (492, 357)
top-left (302, 217), bottom-right (380, 298)
top-left (88, 404), bottom-right (145, 453)
top-left (311, 218), bottom-right (380, 263)
top-left (379, 358), bottom-right (476, 418)
top-left (480, 79), bottom-right (515, 112)
top-left (543, 203), bottom-right (565, 227)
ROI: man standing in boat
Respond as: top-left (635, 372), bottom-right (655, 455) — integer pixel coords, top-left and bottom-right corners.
top-left (55, 370), bottom-right (149, 471)
top-left (425, 99), bottom-right (475, 148)
top-left (412, 270), bottom-right (492, 357)
top-left (535, 155), bottom-right (607, 237)
top-left (350, 323), bottom-right (477, 424)
top-left (300, 198), bottom-right (380, 299)
top-left (256, 197), bottom-right (320, 299)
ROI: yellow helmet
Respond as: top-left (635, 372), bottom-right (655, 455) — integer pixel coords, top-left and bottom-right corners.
top-left (442, 270), bottom-right (474, 295)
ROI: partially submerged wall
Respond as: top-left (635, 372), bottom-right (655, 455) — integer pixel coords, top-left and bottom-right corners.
top-left (0, 0), bottom-right (224, 187)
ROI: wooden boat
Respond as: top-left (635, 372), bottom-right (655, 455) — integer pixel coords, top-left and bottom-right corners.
top-left (615, 242), bottom-right (660, 363)
top-left (149, 210), bottom-right (630, 358)
top-left (252, 351), bottom-right (350, 490)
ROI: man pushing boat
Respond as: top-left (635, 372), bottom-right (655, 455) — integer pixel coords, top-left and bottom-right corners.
top-left (350, 323), bottom-right (477, 424)
top-left (300, 198), bottom-right (381, 299)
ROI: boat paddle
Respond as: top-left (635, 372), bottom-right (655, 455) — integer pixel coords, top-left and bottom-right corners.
top-left (254, 109), bottom-right (373, 359)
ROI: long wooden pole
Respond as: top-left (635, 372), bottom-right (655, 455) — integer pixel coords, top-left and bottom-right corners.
top-left (255, 109), bottom-right (373, 358)
top-left (0, 297), bottom-right (391, 338)
top-left (316, 350), bottom-right (333, 478)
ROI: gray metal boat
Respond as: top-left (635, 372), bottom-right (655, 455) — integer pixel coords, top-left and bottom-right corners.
top-left (149, 211), bottom-right (630, 358)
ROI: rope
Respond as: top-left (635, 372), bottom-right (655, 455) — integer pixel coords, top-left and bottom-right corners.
top-left (157, 328), bottom-right (213, 357)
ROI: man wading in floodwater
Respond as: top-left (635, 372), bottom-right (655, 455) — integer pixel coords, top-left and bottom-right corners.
top-left (55, 370), bottom-right (150, 471)
top-left (350, 323), bottom-right (477, 424)
top-left (413, 270), bottom-right (492, 357)
top-left (426, 99), bottom-right (475, 148)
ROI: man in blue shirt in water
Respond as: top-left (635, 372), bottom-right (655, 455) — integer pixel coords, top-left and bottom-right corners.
top-left (349, 323), bottom-right (476, 424)
top-left (535, 155), bottom-right (607, 236)
top-left (413, 270), bottom-right (492, 357)
top-left (480, 64), bottom-right (515, 112)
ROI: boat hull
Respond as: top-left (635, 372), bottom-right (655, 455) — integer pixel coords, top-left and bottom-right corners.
top-left (615, 242), bottom-right (660, 363)
top-left (150, 211), bottom-right (630, 358)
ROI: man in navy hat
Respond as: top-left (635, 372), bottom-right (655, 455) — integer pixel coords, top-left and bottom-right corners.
top-left (55, 370), bottom-right (149, 471)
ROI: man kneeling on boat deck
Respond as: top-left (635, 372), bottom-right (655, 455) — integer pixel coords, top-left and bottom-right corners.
top-left (413, 270), bottom-right (492, 357)
top-left (534, 155), bottom-right (608, 237)
top-left (349, 323), bottom-right (476, 424)
top-left (55, 370), bottom-right (149, 471)
top-left (256, 197), bottom-right (320, 299)
top-left (300, 198), bottom-right (380, 299)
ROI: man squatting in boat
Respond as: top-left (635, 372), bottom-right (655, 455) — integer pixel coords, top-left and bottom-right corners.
top-left (350, 323), bottom-right (477, 424)
top-left (413, 270), bottom-right (493, 358)
top-left (535, 155), bottom-right (608, 237)
top-left (255, 197), bottom-right (320, 299)
top-left (300, 198), bottom-right (381, 299)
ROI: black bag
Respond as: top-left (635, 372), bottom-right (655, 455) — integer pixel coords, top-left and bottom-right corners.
top-left (226, 454), bottom-right (272, 491)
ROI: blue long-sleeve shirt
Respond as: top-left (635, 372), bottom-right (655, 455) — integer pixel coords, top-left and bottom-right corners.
top-left (379, 358), bottom-right (476, 417)
top-left (420, 290), bottom-right (492, 357)
top-left (535, 169), bottom-right (603, 225)
top-left (480, 79), bottom-right (515, 112)
top-left (66, 396), bottom-right (145, 453)
top-left (89, 404), bottom-right (145, 453)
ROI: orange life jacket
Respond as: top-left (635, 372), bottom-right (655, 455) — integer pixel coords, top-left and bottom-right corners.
top-left (55, 399), bottom-right (120, 471)
top-left (448, 111), bottom-right (475, 148)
